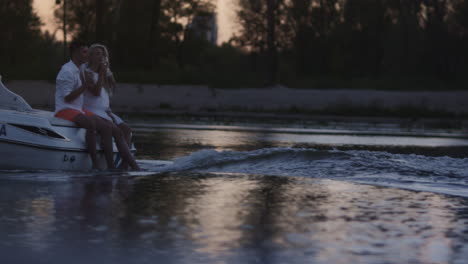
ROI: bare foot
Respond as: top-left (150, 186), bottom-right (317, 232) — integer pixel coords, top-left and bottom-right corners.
top-left (130, 164), bottom-right (141, 171)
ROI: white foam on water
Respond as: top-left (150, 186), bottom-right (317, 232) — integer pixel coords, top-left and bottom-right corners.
top-left (2, 147), bottom-right (468, 197)
top-left (144, 147), bottom-right (468, 197)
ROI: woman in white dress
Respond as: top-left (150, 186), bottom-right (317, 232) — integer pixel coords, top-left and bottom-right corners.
top-left (82, 44), bottom-right (139, 170)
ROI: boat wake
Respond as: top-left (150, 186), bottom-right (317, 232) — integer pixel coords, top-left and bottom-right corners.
top-left (2, 147), bottom-right (467, 197)
top-left (141, 147), bottom-right (468, 197)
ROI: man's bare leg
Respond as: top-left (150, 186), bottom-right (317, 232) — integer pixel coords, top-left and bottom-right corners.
top-left (112, 125), bottom-right (140, 170)
top-left (94, 117), bottom-right (115, 169)
top-left (73, 114), bottom-right (99, 169)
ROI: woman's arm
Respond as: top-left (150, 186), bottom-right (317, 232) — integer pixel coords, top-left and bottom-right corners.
top-left (87, 69), bottom-right (105, 96)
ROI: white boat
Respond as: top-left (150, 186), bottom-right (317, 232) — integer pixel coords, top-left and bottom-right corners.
top-left (0, 75), bottom-right (126, 170)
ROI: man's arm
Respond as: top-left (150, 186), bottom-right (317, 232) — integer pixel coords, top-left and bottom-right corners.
top-left (64, 84), bottom-right (87, 103)
top-left (60, 72), bottom-right (88, 103)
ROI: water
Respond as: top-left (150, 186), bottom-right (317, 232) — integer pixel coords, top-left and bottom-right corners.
top-left (1, 123), bottom-right (468, 264)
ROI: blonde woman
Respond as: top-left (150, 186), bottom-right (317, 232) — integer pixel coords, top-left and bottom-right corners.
top-left (82, 44), bottom-right (139, 170)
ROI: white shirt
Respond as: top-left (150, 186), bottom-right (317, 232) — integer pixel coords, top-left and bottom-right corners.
top-left (55, 60), bottom-right (84, 113)
top-left (81, 64), bottom-right (112, 121)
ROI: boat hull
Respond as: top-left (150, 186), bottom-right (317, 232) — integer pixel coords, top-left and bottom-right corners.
top-left (0, 140), bottom-right (120, 171)
top-left (0, 80), bottom-right (132, 171)
top-left (0, 111), bottom-right (129, 171)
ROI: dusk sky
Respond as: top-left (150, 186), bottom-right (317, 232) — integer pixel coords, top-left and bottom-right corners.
top-left (33, 0), bottom-right (237, 44)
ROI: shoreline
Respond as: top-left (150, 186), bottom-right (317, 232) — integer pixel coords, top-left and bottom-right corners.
top-left (122, 109), bottom-right (468, 131)
top-left (7, 80), bottom-right (468, 115)
top-left (5, 79), bottom-right (468, 131)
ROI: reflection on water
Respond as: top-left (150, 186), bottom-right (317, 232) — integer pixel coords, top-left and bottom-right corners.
top-left (134, 127), bottom-right (468, 160)
top-left (135, 128), bottom-right (281, 160)
top-left (1, 173), bottom-right (468, 264)
top-left (2, 125), bottom-right (468, 263)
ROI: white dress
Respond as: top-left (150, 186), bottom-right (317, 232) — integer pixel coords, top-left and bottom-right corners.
top-left (81, 64), bottom-right (124, 125)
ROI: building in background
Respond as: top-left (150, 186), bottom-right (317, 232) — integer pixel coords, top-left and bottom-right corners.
top-left (187, 12), bottom-right (218, 45)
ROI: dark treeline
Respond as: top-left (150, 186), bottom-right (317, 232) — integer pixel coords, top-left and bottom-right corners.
top-left (0, 0), bottom-right (62, 79)
top-left (1, 0), bottom-right (468, 89)
top-left (234, 0), bottom-right (468, 89)
top-left (57, 0), bottom-right (241, 87)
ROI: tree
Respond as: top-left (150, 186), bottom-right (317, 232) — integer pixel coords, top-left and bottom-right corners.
top-left (422, 0), bottom-right (452, 79)
top-left (160, 0), bottom-right (214, 69)
top-left (54, 0), bottom-right (214, 70)
top-left (341, 0), bottom-right (390, 77)
top-left (233, 0), bottom-right (288, 85)
top-left (96, 0), bottom-right (106, 42)
top-left (0, 0), bottom-right (42, 73)
top-left (286, 0), bottom-right (342, 76)
top-left (147, 0), bottom-right (162, 69)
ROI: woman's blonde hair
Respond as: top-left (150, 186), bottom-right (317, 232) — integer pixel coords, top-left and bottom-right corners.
top-left (88, 43), bottom-right (114, 95)
top-left (89, 43), bottom-right (110, 59)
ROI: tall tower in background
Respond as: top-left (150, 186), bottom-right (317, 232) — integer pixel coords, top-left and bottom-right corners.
top-left (187, 13), bottom-right (218, 45)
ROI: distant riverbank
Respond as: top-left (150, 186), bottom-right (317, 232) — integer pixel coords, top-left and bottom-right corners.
top-left (6, 80), bottom-right (468, 127)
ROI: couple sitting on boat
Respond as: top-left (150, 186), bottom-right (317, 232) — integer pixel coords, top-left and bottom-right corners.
top-left (55, 40), bottom-right (140, 170)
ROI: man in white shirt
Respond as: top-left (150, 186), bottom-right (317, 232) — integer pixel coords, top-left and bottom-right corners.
top-left (55, 40), bottom-right (100, 169)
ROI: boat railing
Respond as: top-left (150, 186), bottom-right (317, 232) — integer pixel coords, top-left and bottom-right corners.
top-left (0, 75), bottom-right (33, 112)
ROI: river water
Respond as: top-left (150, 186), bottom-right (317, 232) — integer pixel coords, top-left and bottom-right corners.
top-left (1, 123), bottom-right (468, 264)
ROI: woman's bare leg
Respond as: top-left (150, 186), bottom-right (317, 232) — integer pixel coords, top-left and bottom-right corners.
top-left (117, 123), bottom-right (132, 169)
top-left (94, 117), bottom-right (115, 169)
top-left (112, 125), bottom-right (140, 170)
top-left (73, 114), bottom-right (99, 169)
top-left (118, 123), bottom-right (132, 147)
